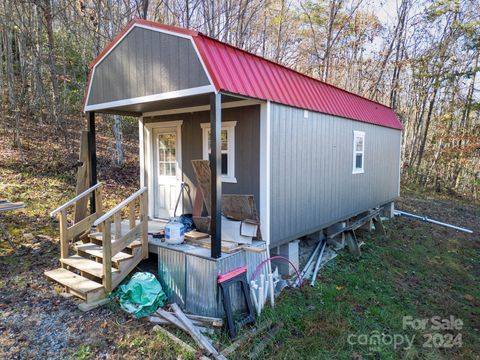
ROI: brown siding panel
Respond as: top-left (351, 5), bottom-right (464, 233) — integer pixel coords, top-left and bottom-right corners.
top-left (87, 27), bottom-right (210, 106)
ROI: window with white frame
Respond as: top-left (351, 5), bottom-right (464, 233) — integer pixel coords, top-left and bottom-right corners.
top-left (352, 131), bottom-right (365, 174)
top-left (201, 121), bottom-right (237, 183)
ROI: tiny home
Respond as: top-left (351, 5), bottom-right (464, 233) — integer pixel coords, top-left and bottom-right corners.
top-left (46, 19), bottom-right (402, 311)
top-left (84, 19), bottom-right (402, 250)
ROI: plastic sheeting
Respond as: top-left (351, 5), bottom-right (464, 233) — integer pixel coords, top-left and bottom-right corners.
top-left (116, 272), bottom-right (167, 318)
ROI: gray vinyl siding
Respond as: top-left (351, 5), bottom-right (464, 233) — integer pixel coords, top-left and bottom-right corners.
top-left (87, 27), bottom-right (209, 106)
top-left (143, 105), bottom-right (261, 214)
top-left (269, 103), bottom-right (401, 247)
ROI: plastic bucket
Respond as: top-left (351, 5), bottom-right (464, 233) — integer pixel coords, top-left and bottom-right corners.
top-left (165, 221), bottom-right (185, 244)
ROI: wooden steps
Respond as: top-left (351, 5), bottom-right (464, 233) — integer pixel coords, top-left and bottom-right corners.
top-left (75, 243), bottom-right (135, 267)
top-left (45, 186), bottom-right (149, 309)
top-left (61, 255), bottom-right (119, 278)
top-left (88, 232), bottom-right (142, 249)
top-left (44, 268), bottom-right (105, 302)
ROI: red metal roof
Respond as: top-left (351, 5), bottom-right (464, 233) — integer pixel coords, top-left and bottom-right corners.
top-left (86, 19), bottom-right (402, 130)
top-left (193, 35), bottom-right (402, 130)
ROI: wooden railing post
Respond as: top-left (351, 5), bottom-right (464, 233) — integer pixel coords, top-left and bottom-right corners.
top-left (59, 209), bottom-right (69, 259)
top-left (140, 191), bottom-right (148, 259)
top-left (128, 202), bottom-right (136, 230)
top-left (94, 186), bottom-right (104, 232)
top-left (103, 218), bottom-right (112, 293)
top-left (114, 212), bottom-right (122, 239)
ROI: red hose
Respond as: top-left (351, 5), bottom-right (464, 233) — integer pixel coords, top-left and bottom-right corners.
top-left (251, 256), bottom-right (302, 284)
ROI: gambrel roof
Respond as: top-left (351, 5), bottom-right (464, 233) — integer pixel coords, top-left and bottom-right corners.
top-left (85, 19), bottom-right (402, 130)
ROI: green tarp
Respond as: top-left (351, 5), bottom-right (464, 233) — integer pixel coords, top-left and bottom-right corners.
top-left (116, 272), bottom-right (167, 318)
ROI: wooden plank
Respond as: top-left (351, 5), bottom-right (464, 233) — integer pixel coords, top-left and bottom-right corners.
top-left (67, 212), bottom-right (98, 239)
top-left (156, 308), bottom-right (189, 333)
top-left (93, 187), bottom-right (147, 226)
top-left (191, 160), bottom-right (212, 215)
top-left (44, 268), bottom-right (103, 294)
top-left (182, 313), bottom-right (223, 327)
top-left (184, 237), bottom-right (241, 253)
top-left (171, 303), bottom-right (226, 360)
top-left (74, 130), bottom-right (90, 223)
top-left (78, 297), bottom-right (110, 312)
top-left (140, 191), bottom-right (148, 259)
top-left (128, 202), bottom-right (136, 230)
top-left (61, 255), bottom-right (119, 278)
top-left (59, 209), bottom-right (69, 259)
top-left (152, 325), bottom-right (209, 360)
top-left (114, 212), bottom-right (122, 239)
top-left (221, 320), bottom-right (273, 357)
top-left (94, 187), bottom-right (104, 232)
top-left (248, 322), bottom-right (283, 359)
top-left (192, 185), bottom-right (203, 217)
top-left (50, 183), bottom-right (102, 217)
top-left (111, 223), bottom-right (142, 256)
top-left (76, 243), bottom-right (134, 264)
top-left (185, 231), bottom-right (209, 240)
top-left (102, 219), bottom-right (112, 292)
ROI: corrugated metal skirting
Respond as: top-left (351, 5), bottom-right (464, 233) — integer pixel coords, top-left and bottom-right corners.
top-left (157, 243), bottom-right (268, 317)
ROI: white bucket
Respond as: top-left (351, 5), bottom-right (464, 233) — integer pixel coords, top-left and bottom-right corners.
top-left (165, 221), bottom-right (185, 244)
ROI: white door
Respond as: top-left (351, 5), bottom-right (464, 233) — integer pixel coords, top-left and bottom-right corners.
top-left (153, 127), bottom-right (182, 219)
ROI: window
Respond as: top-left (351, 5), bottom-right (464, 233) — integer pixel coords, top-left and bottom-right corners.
top-left (352, 131), bottom-right (365, 174)
top-left (157, 133), bottom-right (177, 177)
top-left (201, 121), bottom-right (237, 183)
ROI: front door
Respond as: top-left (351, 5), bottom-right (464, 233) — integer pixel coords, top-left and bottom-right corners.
top-left (153, 126), bottom-right (182, 219)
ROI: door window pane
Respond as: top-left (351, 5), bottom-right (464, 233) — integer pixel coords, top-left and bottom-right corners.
top-left (158, 133), bottom-right (176, 177)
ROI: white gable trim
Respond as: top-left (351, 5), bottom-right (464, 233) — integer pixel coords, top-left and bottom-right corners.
top-left (85, 23), bottom-right (215, 111)
top-left (84, 85), bottom-right (215, 112)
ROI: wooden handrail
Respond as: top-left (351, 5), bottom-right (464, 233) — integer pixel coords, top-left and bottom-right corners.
top-left (93, 187), bottom-right (147, 226)
top-left (50, 183), bottom-right (103, 217)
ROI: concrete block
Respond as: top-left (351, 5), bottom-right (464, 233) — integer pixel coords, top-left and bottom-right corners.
top-left (271, 239), bottom-right (299, 277)
top-left (381, 202), bottom-right (395, 219)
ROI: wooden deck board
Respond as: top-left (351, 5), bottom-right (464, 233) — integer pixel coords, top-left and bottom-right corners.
top-left (61, 255), bottom-right (119, 278)
top-left (44, 268), bottom-right (103, 294)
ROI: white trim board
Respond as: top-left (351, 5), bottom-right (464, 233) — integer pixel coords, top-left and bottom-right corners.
top-left (143, 120), bottom-right (184, 218)
top-left (85, 22), bottom-right (215, 111)
top-left (259, 101), bottom-right (271, 246)
top-left (85, 85), bottom-right (215, 112)
top-left (142, 99), bottom-right (263, 118)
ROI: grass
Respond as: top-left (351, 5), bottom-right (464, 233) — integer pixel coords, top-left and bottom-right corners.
top-left (1, 128), bottom-right (478, 359)
top-left (226, 214), bottom-right (479, 359)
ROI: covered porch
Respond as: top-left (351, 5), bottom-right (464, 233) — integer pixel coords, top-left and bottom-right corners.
top-left (85, 91), bottom-right (265, 259)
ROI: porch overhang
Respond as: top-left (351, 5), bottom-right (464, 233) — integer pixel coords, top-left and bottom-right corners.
top-left (85, 91), bottom-right (235, 259)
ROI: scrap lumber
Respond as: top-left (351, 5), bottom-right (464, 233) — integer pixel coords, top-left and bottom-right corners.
top-left (171, 303), bottom-right (226, 360)
top-left (155, 308), bottom-right (189, 333)
top-left (149, 315), bottom-right (221, 329)
top-left (185, 230), bottom-right (210, 240)
top-left (183, 313), bottom-right (223, 328)
top-left (74, 131), bottom-right (90, 223)
top-left (191, 160), bottom-right (212, 214)
top-left (152, 325), bottom-right (210, 360)
top-left (221, 320), bottom-right (273, 357)
top-left (184, 236), bottom-right (241, 253)
top-left (248, 322), bottom-right (283, 359)
top-left (190, 160), bottom-right (262, 239)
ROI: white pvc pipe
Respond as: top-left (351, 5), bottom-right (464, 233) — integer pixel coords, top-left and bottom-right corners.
top-left (268, 272), bottom-right (275, 308)
top-left (310, 241), bottom-right (327, 287)
top-left (250, 280), bottom-right (259, 314)
top-left (394, 210), bottom-right (473, 234)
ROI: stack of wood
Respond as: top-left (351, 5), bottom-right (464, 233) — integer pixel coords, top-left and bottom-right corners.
top-left (148, 303), bottom-right (226, 359)
top-left (184, 230), bottom-right (267, 254)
